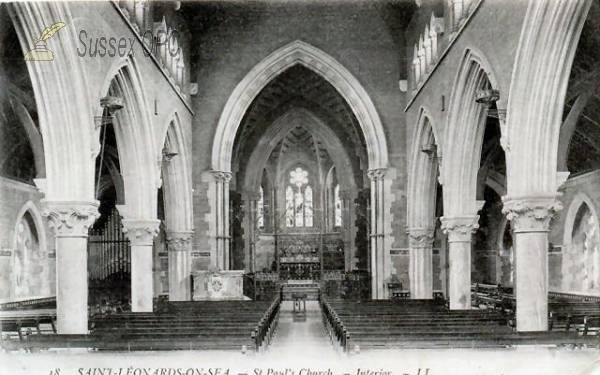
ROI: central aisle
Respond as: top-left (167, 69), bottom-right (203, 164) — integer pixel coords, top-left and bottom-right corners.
top-left (266, 300), bottom-right (338, 358)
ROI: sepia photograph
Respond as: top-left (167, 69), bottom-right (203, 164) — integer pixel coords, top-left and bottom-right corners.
top-left (0, 0), bottom-right (599, 374)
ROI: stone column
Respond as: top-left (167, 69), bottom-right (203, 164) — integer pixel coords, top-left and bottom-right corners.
top-left (339, 189), bottom-right (351, 271)
top-left (122, 219), bottom-right (160, 312)
top-left (211, 171), bottom-right (232, 270)
top-left (441, 215), bottom-right (479, 309)
top-left (368, 168), bottom-right (388, 299)
top-left (244, 190), bottom-right (260, 272)
top-left (503, 196), bottom-right (562, 331)
top-left (166, 231), bottom-right (193, 301)
top-left (42, 201), bottom-right (99, 334)
top-left (408, 228), bottom-right (435, 299)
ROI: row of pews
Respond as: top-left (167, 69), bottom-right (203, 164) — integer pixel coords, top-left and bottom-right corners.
top-left (472, 283), bottom-right (600, 334)
top-left (0, 297), bottom-right (57, 341)
top-left (321, 297), bottom-right (597, 353)
top-left (1, 297), bottom-right (281, 353)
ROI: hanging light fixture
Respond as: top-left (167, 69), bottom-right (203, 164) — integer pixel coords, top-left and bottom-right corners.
top-left (475, 88), bottom-right (506, 120)
top-left (421, 143), bottom-right (437, 158)
top-left (162, 147), bottom-right (178, 162)
top-left (475, 88), bottom-right (500, 105)
top-left (95, 96), bottom-right (124, 128)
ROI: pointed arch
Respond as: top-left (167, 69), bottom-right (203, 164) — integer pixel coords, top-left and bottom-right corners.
top-left (211, 40), bottom-right (388, 173)
top-left (103, 63), bottom-right (158, 219)
top-left (407, 106), bottom-right (441, 231)
top-left (505, 0), bottom-right (592, 196)
top-left (243, 108), bottom-right (357, 194)
top-left (159, 112), bottom-right (193, 231)
top-left (13, 201), bottom-right (47, 256)
top-left (443, 47), bottom-right (498, 216)
top-left (8, 2), bottom-right (96, 200)
top-left (563, 193), bottom-right (600, 246)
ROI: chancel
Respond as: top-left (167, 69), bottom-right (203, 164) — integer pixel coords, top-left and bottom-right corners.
top-left (1, 0), bottom-right (600, 362)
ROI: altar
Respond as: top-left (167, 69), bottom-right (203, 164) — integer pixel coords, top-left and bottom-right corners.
top-left (191, 270), bottom-right (247, 300)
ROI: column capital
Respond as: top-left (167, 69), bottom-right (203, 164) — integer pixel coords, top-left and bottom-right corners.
top-left (502, 195), bottom-right (563, 233)
top-left (211, 170), bottom-right (232, 183)
top-left (121, 219), bottom-right (161, 246)
top-left (166, 231), bottom-right (194, 252)
top-left (41, 200), bottom-right (100, 237)
top-left (440, 215), bottom-right (479, 242)
top-left (367, 168), bottom-right (387, 181)
top-left (407, 227), bottom-right (435, 248)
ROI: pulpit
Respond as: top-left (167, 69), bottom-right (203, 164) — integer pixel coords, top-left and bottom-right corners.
top-left (191, 270), bottom-right (247, 300)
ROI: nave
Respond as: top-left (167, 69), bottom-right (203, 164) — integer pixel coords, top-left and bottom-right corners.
top-left (2, 1), bottom-right (600, 373)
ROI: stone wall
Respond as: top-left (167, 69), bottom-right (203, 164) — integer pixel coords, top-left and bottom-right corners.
top-left (549, 170), bottom-right (600, 295)
top-left (0, 177), bottom-right (55, 300)
top-left (191, 3), bottom-right (409, 269)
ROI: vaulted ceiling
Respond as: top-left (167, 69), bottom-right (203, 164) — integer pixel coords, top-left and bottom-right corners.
top-left (232, 64), bottom-right (367, 189)
top-left (268, 125), bottom-right (331, 166)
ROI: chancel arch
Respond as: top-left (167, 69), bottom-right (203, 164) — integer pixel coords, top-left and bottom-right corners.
top-left (211, 40), bottom-right (391, 298)
top-left (211, 40), bottom-right (388, 173)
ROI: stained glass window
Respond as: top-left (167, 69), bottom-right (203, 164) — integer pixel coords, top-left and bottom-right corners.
top-left (258, 186), bottom-right (264, 228)
top-left (285, 167), bottom-right (313, 228)
top-left (285, 186), bottom-right (294, 227)
top-left (305, 186), bottom-right (313, 227)
top-left (334, 184), bottom-right (342, 227)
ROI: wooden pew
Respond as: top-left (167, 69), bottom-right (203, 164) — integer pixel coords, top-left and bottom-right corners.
top-left (0, 309), bottom-right (57, 340)
top-left (2, 298), bottom-right (281, 353)
top-left (320, 297), bottom-right (599, 352)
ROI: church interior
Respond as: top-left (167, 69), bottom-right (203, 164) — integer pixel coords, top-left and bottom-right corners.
top-left (1, 0), bottom-right (600, 371)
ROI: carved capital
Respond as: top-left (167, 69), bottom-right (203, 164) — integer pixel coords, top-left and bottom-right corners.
top-left (407, 228), bottom-right (435, 248)
top-left (440, 215), bottom-right (479, 242)
top-left (367, 168), bottom-right (387, 181)
top-left (211, 170), bottom-right (232, 183)
top-left (121, 219), bottom-right (161, 246)
top-left (41, 201), bottom-right (100, 237)
top-left (502, 196), bottom-right (563, 233)
top-left (166, 231), bottom-right (194, 252)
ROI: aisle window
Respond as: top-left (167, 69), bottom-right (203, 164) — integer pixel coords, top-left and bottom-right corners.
top-left (257, 186), bottom-right (264, 228)
top-left (334, 184), bottom-right (342, 227)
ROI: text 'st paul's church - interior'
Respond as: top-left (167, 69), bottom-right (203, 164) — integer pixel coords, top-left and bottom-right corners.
top-left (1, 0), bottom-right (600, 355)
